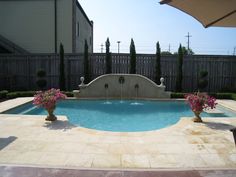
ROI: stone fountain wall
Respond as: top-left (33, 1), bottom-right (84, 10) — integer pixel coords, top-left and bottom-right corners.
top-left (73, 74), bottom-right (171, 99)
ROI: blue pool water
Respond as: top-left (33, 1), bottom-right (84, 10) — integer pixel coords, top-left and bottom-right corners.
top-left (3, 100), bottom-right (236, 132)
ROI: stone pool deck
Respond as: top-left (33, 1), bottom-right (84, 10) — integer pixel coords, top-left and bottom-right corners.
top-left (0, 98), bottom-right (236, 174)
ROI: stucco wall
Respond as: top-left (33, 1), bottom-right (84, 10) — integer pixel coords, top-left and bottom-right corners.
top-left (0, 0), bottom-right (92, 53)
top-left (57, 0), bottom-right (73, 53)
top-left (75, 2), bottom-right (93, 53)
top-left (76, 74), bottom-right (171, 99)
top-left (0, 0), bottom-right (55, 53)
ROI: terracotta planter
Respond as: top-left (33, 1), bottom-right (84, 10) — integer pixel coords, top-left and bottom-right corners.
top-left (192, 111), bottom-right (203, 122)
top-left (45, 105), bottom-right (57, 121)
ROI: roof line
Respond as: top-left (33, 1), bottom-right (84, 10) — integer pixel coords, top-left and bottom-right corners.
top-left (0, 34), bottom-right (29, 54)
top-left (75, 0), bottom-right (93, 27)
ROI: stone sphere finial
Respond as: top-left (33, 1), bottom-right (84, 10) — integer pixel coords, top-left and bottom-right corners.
top-left (80, 77), bottom-right (85, 85)
top-left (160, 77), bottom-right (165, 86)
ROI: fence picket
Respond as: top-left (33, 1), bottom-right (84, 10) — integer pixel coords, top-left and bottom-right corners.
top-left (0, 53), bottom-right (235, 92)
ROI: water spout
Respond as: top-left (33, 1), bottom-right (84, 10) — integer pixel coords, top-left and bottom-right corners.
top-left (119, 76), bottom-right (125, 103)
top-left (135, 84), bottom-right (139, 101)
top-left (131, 84), bottom-right (142, 105)
top-left (104, 83), bottom-right (111, 104)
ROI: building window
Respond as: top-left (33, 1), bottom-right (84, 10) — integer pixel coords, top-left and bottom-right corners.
top-left (77, 22), bottom-right (79, 37)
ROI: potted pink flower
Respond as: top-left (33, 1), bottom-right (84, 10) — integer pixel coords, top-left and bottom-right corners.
top-left (33, 88), bottom-right (66, 121)
top-left (185, 92), bottom-right (217, 122)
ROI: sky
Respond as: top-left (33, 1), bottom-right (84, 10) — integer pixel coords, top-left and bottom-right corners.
top-left (79, 0), bottom-right (236, 55)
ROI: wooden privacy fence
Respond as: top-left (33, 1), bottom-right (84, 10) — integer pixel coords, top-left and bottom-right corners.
top-left (0, 53), bottom-right (235, 92)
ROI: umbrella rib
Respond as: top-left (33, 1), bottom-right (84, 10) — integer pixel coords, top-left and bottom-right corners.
top-left (160, 0), bottom-right (172, 5)
top-left (205, 10), bottom-right (236, 28)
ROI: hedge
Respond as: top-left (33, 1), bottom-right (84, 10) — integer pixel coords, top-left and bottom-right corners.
top-left (171, 92), bottom-right (236, 100)
top-left (6, 91), bottom-right (36, 99)
top-left (5, 91), bottom-right (74, 99)
top-left (2, 90), bottom-right (236, 100)
top-left (0, 90), bottom-right (8, 99)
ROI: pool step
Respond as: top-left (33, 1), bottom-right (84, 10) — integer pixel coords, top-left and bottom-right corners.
top-left (204, 108), bottom-right (224, 114)
top-left (20, 106), bottom-right (37, 114)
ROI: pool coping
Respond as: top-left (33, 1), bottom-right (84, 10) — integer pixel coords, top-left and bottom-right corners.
top-left (1, 97), bottom-right (235, 112)
top-left (1, 97), bottom-right (236, 135)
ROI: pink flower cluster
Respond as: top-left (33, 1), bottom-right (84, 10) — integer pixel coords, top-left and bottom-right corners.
top-left (33, 88), bottom-right (66, 110)
top-left (185, 93), bottom-right (217, 112)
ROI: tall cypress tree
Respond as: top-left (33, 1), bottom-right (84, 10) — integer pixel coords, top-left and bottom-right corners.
top-left (129, 38), bottom-right (136, 74)
top-left (155, 42), bottom-right (161, 84)
top-left (175, 44), bottom-right (183, 92)
top-left (105, 38), bottom-right (112, 74)
top-left (59, 43), bottom-right (66, 90)
top-left (84, 40), bottom-right (90, 84)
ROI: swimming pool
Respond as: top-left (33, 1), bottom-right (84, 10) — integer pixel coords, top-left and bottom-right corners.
top-left (3, 100), bottom-right (236, 132)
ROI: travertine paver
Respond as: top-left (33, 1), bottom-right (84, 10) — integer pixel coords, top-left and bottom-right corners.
top-left (0, 97), bottom-right (33, 113)
top-left (218, 99), bottom-right (236, 111)
top-left (0, 98), bottom-right (236, 169)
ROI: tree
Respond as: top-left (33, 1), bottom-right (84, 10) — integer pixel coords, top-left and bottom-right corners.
top-left (59, 43), bottom-right (66, 90)
top-left (182, 46), bottom-right (194, 55)
top-left (105, 38), bottom-right (112, 74)
top-left (161, 51), bottom-right (172, 55)
top-left (174, 47), bottom-right (194, 55)
top-left (84, 40), bottom-right (90, 84)
top-left (175, 44), bottom-right (183, 92)
top-left (129, 38), bottom-right (136, 74)
top-left (155, 42), bottom-right (161, 84)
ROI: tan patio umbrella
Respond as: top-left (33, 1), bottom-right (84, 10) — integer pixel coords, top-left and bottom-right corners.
top-left (160, 0), bottom-right (236, 28)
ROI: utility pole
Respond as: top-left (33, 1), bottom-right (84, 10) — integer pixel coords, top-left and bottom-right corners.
top-left (117, 41), bottom-right (121, 54)
top-left (101, 44), bottom-right (104, 53)
top-left (233, 47), bottom-right (236, 55)
top-left (185, 32), bottom-right (192, 55)
top-left (168, 44), bottom-right (171, 53)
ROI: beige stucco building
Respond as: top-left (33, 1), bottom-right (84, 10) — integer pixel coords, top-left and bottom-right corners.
top-left (0, 0), bottom-right (93, 53)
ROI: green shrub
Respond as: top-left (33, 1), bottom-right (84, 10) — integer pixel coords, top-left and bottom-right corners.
top-left (0, 90), bottom-right (8, 99)
top-left (171, 93), bottom-right (185, 98)
top-left (172, 92), bottom-right (235, 100)
top-left (209, 93), bottom-right (232, 99)
top-left (232, 94), bottom-right (236, 100)
top-left (220, 86), bottom-right (236, 93)
top-left (62, 91), bottom-right (74, 97)
top-left (198, 70), bottom-right (208, 92)
top-left (37, 69), bottom-right (46, 77)
top-left (36, 69), bottom-right (47, 90)
top-left (6, 91), bottom-right (36, 99)
top-left (36, 80), bottom-right (47, 89)
top-left (216, 93), bottom-right (232, 99)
